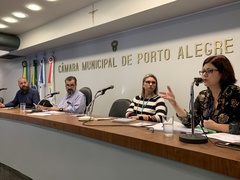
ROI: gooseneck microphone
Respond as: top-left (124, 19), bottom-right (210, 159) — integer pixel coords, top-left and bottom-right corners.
top-left (78, 85), bottom-right (114, 121)
top-left (97, 85), bottom-right (114, 95)
top-left (47, 91), bottom-right (60, 97)
top-left (194, 77), bottom-right (204, 86)
top-left (0, 88), bottom-right (7, 91)
top-left (89, 85), bottom-right (114, 113)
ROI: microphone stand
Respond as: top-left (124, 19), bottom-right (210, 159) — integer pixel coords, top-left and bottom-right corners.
top-left (78, 90), bottom-right (106, 121)
top-left (179, 79), bottom-right (208, 144)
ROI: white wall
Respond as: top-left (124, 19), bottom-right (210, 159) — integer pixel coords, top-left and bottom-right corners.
top-left (1, 3), bottom-right (240, 118)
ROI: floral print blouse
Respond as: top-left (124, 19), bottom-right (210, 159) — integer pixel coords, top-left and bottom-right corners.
top-left (178, 85), bottom-right (240, 134)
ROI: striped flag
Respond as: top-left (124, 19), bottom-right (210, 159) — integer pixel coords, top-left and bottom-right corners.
top-left (38, 58), bottom-right (46, 100)
top-left (31, 60), bottom-right (38, 90)
top-left (47, 56), bottom-right (55, 104)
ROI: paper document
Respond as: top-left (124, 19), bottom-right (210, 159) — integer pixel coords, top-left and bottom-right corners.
top-left (94, 117), bottom-right (114, 120)
top-left (27, 111), bottom-right (64, 116)
top-left (112, 118), bottom-right (135, 123)
top-left (130, 122), bottom-right (153, 127)
top-left (27, 112), bottom-right (52, 116)
top-left (147, 121), bottom-right (205, 134)
top-left (2, 107), bottom-right (14, 109)
top-left (207, 133), bottom-right (240, 143)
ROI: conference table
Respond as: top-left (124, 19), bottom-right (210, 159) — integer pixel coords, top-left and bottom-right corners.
top-left (0, 108), bottom-right (239, 180)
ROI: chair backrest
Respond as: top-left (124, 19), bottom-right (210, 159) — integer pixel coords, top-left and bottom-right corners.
top-left (38, 99), bottom-right (53, 107)
top-left (79, 87), bottom-right (92, 107)
top-left (108, 99), bottom-right (131, 118)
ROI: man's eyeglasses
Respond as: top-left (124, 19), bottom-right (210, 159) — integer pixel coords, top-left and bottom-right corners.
top-left (65, 84), bottom-right (76, 87)
top-left (199, 69), bottom-right (218, 76)
top-left (145, 81), bottom-right (156, 84)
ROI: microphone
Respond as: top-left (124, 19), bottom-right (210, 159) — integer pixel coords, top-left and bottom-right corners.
top-left (179, 77), bottom-right (208, 144)
top-left (0, 88), bottom-right (7, 91)
top-left (194, 77), bottom-right (203, 86)
top-left (47, 91), bottom-right (60, 97)
top-left (97, 85), bottom-right (114, 94)
top-left (78, 86), bottom-right (114, 121)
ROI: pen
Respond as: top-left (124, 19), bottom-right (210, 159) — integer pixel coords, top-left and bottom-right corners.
top-left (33, 103), bottom-right (38, 109)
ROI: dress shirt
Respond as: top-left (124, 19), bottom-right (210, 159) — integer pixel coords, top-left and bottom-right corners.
top-left (5, 88), bottom-right (40, 108)
top-left (57, 90), bottom-right (86, 114)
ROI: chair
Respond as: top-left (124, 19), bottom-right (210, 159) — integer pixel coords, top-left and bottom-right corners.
top-left (79, 87), bottom-right (92, 107)
top-left (108, 99), bottom-right (131, 118)
top-left (38, 99), bottom-right (53, 107)
top-left (0, 97), bottom-right (4, 103)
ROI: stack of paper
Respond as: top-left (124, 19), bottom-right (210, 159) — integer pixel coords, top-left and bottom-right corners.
top-left (147, 121), bottom-right (205, 134)
top-left (207, 133), bottom-right (240, 143)
top-left (112, 118), bottom-right (135, 123)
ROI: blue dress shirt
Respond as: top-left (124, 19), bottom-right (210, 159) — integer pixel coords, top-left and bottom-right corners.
top-left (57, 90), bottom-right (86, 114)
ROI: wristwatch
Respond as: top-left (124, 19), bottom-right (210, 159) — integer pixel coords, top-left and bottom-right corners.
top-left (59, 108), bottom-right (63, 112)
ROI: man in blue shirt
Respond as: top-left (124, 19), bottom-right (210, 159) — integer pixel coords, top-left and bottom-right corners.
top-left (38, 76), bottom-right (86, 114)
top-left (0, 77), bottom-right (40, 109)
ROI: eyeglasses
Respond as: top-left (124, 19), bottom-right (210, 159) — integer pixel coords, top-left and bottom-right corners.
top-left (65, 84), bottom-right (76, 87)
top-left (199, 69), bottom-right (218, 76)
top-left (145, 81), bottom-right (156, 84)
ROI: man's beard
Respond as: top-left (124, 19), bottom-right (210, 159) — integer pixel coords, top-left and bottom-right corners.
top-left (20, 86), bottom-right (29, 92)
top-left (67, 89), bottom-right (74, 95)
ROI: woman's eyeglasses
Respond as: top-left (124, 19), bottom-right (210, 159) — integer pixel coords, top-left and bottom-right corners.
top-left (199, 69), bottom-right (218, 76)
top-left (145, 81), bottom-right (156, 84)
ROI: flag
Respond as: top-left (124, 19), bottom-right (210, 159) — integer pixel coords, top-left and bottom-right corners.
top-left (38, 58), bottom-right (46, 100)
top-left (47, 56), bottom-right (55, 104)
top-left (22, 61), bottom-right (28, 80)
top-left (31, 60), bottom-right (38, 90)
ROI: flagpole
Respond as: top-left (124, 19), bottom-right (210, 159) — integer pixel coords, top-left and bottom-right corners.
top-left (47, 55), bottom-right (55, 104)
top-left (38, 58), bottom-right (46, 100)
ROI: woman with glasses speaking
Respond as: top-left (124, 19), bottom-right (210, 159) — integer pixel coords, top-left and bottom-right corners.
top-left (126, 73), bottom-right (167, 122)
top-left (160, 55), bottom-right (240, 134)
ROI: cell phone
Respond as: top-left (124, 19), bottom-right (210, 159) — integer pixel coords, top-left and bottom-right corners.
top-left (214, 141), bottom-right (240, 151)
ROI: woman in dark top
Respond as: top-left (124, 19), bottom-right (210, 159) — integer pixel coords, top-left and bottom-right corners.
top-left (160, 55), bottom-right (240, 134)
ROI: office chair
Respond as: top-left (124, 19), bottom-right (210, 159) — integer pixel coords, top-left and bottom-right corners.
top-left (79, 87), bottom-right (92, 107)
top-left (108, 99), bottom-right (131, 118)
top-left (0, 97), bottom-right (4, 103)
top-left (38, 99), bottom-right (53, 107)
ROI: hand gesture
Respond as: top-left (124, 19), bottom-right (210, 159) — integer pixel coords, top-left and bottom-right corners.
top-left (159, 86), bottom-right (176, 106)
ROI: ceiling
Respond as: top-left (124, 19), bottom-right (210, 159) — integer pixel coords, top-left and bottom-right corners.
top-left (0, 0), bottom-right (100, 35)
top-left (0, 0), bottom-right (239, 60)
